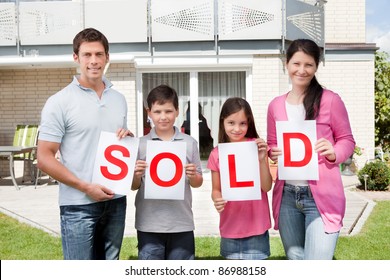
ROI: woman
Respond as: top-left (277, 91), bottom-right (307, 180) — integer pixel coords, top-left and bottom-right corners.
top-left (267, 39), bottom-right (355, 260)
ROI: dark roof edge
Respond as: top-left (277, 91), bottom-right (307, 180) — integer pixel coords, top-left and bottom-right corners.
top-left (325, 43), bottom-right (379, 51)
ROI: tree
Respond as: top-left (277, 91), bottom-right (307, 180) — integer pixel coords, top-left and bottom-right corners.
top-left (375, 51), bottom-right (390, 151)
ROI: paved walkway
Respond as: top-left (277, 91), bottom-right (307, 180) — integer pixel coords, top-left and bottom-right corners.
top-left (0, 170), bottom-right (375, 237)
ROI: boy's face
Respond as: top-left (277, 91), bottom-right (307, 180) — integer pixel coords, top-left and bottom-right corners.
top-left (147, 101), bottom-right (179, 134)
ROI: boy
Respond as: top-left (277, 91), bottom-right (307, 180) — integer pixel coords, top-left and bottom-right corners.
top-left (132, 85), bottom-right (203, 260)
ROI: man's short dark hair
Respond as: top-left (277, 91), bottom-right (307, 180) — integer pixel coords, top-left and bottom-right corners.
top-left (73, 28), bottom-right (109, 55)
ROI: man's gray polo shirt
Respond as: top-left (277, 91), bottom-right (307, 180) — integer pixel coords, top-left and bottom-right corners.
top-left (39, 76), bottom-right (128, 206)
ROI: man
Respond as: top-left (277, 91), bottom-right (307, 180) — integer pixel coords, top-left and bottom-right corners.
top-left (37, 28), bottom-right (132, 260)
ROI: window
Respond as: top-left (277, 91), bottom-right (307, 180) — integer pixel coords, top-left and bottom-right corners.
top-left (141, 71), bottom-right (246, 159)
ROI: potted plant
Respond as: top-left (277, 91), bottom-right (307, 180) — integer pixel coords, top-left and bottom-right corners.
top-left (342, 145), bottom-right (362, 176)
top-left (354, 146), bottom-right (362, 157)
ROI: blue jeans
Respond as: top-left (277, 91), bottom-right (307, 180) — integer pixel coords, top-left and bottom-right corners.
top-left (137, 231), bottom-right (195, 260)
top-left (60, 196), bottom-right (126, 260)
top-left (221, 231), bottom-right (270, 260)
top-left (278, 184), bottom-right (339, 260)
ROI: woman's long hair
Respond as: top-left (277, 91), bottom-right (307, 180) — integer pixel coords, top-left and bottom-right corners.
top-left (286, 39), bottom-right (324, 120)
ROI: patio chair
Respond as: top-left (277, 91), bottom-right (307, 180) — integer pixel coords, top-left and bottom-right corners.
top-left (33, 134), bottom-right (61, 188)
top-left (0, 124), bottom-right (39, 184)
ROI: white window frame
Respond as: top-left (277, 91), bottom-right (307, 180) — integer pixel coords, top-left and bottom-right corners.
top-left (135, 57), bottom-right (253, 138)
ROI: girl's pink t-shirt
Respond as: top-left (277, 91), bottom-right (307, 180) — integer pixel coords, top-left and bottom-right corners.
top-left (207, 142), bottom-right (272, 238)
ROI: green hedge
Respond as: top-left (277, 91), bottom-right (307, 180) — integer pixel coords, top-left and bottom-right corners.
top-left (357, 160), bottom-right (390, 191)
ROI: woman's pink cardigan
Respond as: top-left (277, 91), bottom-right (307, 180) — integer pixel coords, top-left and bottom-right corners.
top-left (267, 89), bottom-right (356, 233)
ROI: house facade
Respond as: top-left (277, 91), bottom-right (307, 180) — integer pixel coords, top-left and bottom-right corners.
top-left (0, 0), bottom-right (376, 175)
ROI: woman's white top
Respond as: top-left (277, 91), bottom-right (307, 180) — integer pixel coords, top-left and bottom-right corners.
top-left (285, 101), bottom-right (309, 187)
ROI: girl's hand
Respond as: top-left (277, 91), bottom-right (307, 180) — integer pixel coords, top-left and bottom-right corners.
top-left (255, 138), bottom-right (268, 161)
top-left (116, 127), bottom-right (134, 139)
top-left (269, 147), bottom-right (282, 163)
top-left (213, 197), bottom-right (227, 213)
top-left (134, 160), bottom-right (147, 179)
top-left (315, 138), bottom-right (336, 162)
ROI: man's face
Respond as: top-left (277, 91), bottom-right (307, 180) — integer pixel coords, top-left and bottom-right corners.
top-left (73, 41), bottom-right (109, 81)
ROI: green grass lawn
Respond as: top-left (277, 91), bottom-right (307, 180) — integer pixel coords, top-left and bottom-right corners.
top-left (1, 201), bottom-right (389, 260)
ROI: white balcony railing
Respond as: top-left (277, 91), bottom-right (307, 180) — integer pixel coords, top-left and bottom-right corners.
top-left (0, 0), bottom-right (324, 51)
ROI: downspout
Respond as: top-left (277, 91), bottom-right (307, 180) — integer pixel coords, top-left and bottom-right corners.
top-left (281, 0), bottom-right (286, 54)
top-left (16, 0), bottom-right (20, 56)
top-left (81, 0), bottom-right (85, 29)
top-left (214, 0), bottom-right (219, 56)
top-left (148, 0), bottom-right (153, 57)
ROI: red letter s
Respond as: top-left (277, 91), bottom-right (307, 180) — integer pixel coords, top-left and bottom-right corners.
top-left (100, 145), bottom-right (130, 180)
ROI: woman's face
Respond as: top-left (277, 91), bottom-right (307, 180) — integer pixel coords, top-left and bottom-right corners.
top-left (286, 51), bottom-right (317, 89)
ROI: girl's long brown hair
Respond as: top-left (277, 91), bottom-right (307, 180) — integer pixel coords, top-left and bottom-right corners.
top-left (218, 97), bottom-right (259, 143)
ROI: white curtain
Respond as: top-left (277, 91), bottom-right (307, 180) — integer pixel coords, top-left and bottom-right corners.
top-left (141, 71), bottom-right (246, 159)
top-left (198, 71), bottom-right (246, 148)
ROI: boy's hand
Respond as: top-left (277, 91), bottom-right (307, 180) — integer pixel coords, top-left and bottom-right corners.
top-left (184, 163), bottom-right (198, 179)
top-left (134, 160), bottom-right (147, 179)
top-left (185, 163), bottom-right (203, 188)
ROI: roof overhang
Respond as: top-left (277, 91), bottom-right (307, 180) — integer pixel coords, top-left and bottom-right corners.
top-left (0, 53), bottom-right (135, 69)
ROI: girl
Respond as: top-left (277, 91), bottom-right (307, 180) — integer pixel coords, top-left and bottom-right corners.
top-left (207, 97), bottom-right (272, 260)
top-left (267, 39), bottom-right (355, 259)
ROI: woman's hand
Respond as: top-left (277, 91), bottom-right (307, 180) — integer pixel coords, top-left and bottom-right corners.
top-left (315, 138), bottom-right (336, 162)
top-left (269, 147), bottom-right (282, 163)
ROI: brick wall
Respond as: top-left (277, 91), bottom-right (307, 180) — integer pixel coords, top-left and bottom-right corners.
top-left (325, 0), bottom-right (366, 43)
top-left (0, 64), bottom-right (137, 176)
top-left (0, 68), bottom-right (75, 175)
top-left (105, 63), bottom-right (137, 134)
top-left (252, 55), bottom-right (287, 137)
top-left (0, 68), bottom-right (75, 144)
top-left (317, 59), bottom-right (375, 168)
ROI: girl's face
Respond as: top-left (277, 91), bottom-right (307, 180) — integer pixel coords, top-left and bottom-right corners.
top-left (286, 51), bottom-right (317, 89)
top-left (223, 109), bottom-right (248, 142)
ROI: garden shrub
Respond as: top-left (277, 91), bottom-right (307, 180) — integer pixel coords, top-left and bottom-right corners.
top-left (357, 160), bottom-right (390, 191)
